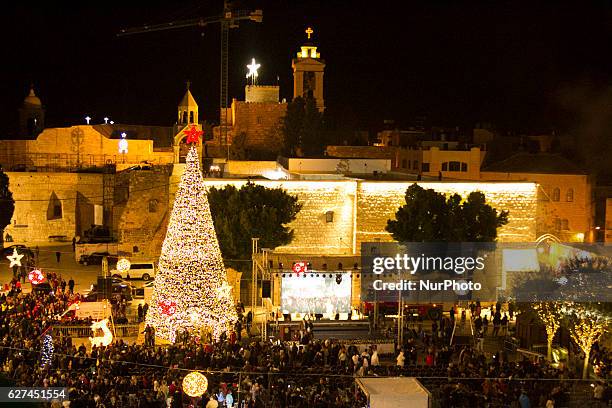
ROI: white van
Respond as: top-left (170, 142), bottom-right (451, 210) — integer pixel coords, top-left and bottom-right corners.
top-left (111, 261), bottom-right (156, 281)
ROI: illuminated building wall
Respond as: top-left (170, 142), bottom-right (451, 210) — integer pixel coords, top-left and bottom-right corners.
top-left (202, 179), bottom-right (538, 255)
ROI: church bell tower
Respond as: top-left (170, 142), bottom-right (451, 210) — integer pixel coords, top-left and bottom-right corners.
top-left (292, 27), bottom-right (325, 112)
top-left (19, 85), bottom-right (45, 137)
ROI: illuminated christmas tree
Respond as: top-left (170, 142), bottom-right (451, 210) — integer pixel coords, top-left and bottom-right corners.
top-left (146, 126), bottom-right (237, 342)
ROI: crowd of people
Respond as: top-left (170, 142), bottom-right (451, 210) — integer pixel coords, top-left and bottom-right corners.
top-left (0, 280), bottom-right (609, 407)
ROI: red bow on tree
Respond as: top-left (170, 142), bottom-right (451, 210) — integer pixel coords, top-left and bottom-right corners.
top-left (158, 299), bottom-right (177, 316)
top-left (184, 125), bottom-right (203, 144)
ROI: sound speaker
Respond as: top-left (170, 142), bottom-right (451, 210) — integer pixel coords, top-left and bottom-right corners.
top-left (97, 277), bottom-right (112, 300)
top-left (261, 280), bottom-right (271, 298)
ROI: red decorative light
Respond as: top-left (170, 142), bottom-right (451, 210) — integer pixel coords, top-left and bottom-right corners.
top-left (158, 299), bottom-right (177, 316)
top-left (28, 269), bottom-right (45, 285)
top-left (292, 261), bottom-right (307, 275)
top-left (184, 125), bottom-right (203, 144)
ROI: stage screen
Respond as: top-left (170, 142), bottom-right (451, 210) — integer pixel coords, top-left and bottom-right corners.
top-left (281, 274), bottom-right (352, 314)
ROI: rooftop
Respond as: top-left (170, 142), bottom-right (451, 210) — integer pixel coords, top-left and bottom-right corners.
top-left (482, 153), bottom-right (587, 175)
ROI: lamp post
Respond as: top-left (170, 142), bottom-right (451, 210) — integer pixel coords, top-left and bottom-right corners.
top-left (251, 237), bottom-right (260, 336)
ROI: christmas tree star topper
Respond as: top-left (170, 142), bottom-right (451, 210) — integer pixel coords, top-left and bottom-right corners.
top-left (184, 125), bottom-right (203, 144)
top-left (7, 248), bottom-right (24, 268)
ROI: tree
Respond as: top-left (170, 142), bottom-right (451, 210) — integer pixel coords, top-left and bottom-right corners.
top-left (282, 97), bottom-right (324, 156)
top-left (146, 144), bottom-right (237, 342)
top-left (567, 304), bottom-right (610, 379)
top-left (386, 184), bottom-right (509, 242)
top-left (533, 302), bottom-right (570, 361)
top-left (208, 182), bottom-right (302, 271)
top-left (0, 168), bottom-right (15, 242)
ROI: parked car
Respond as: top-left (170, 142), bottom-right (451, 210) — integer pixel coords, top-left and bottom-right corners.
top-left (111, 261), bottom-right (156, 281)
top-left (83, 280), bottom-right (134, 301)
top-left (134, 280), bottom-right (154, 298)
top-left (2, 244), bottom-right (34, 258)
top-left (32, 282), bottom-right (53, 295)
top-left (79, 252), bottom-right (118, 266)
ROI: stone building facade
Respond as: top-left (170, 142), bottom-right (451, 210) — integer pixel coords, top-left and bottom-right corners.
top-left (4, 172), bottom-right (104, 242)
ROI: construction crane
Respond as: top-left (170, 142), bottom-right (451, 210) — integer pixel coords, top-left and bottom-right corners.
top-left (118, 1), bottom-right (263, 159)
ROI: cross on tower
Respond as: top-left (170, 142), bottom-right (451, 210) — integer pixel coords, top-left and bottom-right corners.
top-left (186, 80), bottom-right (191, 90)
top-left (305, 27), bottom-right (313, 40)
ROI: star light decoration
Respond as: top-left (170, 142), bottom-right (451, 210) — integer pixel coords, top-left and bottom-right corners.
top-left (28, 269), bottom-right (45, 285)
top-left (184, 125), bottom-right (203, 145)
top-left (7, 248), bottom-right (24, 268)
top-left (246, 58), bottom-right (260, 85)
top-left (145, 145), bottom-right (237, 343)
top-left (182, 371), bottom-right (208, 397)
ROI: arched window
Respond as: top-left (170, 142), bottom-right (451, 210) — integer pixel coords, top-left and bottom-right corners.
top-left (561, 219), bottom-right (569, 230)
top-left (566, 188), bottom-right (574, 202)
top-left (553, 217), bottom-right (561, 231)
top-left (189, 111), bottom-right (195, 123)
top-left (552, 188), bottom-right (560, 202)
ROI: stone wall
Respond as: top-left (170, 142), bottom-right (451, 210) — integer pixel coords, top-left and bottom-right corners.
top-left (480, 172), bottom-right (592, 241)
top-left (357, 181), bottom-right (537, 246)
top-left (113, 166), bottom-right (173, 260)
top-left (203, 179), bottom-right (357, 255)
top-left (4, 172), bottom-right (104, 243)
top-left (0, 126), bottom-right (174, 171)
top-left (230, 101), bottom-right (287, 149)
top-left (199, 179), bottom-right (537, 255)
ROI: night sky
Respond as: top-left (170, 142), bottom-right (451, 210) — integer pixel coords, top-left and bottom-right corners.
top-left (2, 0), bottom-right (612, 136)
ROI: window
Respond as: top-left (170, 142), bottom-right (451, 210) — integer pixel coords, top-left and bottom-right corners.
top-left (461, 162), bottom-right (468, 172)
top-left (189, 111), bottom-right (194, 123)
top-left (553, 218), bottom-right (561, 231)
top-left (53, 203), bottom-right (62, 218)
top-left (148, 199), bottom-right (158, 213)
top-left (47, 192), bottom-right (62, 220)
top-left (401, 159), bottom-right (407, 169)
top-left (256, 116), bottom-right (262, 125)
top-left (552, 188), bottom-right (560, 202)
top-left (566, 188), bottom-right (574, 202)
top-left (421, 163), bottom-right (430, 172)
top-left (413, 160), bottom-right (419, 170)
top-left (449, 161), bottom-right (461, 171)
top-left (325, 211), bottom-right (334, 223)
top-left (561, 219), bottom-right (569, 230)
top-left (442, 162), bottom-right (448, 171)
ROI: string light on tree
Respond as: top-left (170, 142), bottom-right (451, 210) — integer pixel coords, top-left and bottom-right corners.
top-left (145, 142), bottom-right (237, 343)
top-left (533, 302), bottom-right (570, 361)
top-left (41, 334), bottom-right (53, 367)
top-left (568, 304), bottom-right (610, 379)
top-left (6, 248), bottom-right (24, 268)
top-left (182, 371), bottom-right (208, 397)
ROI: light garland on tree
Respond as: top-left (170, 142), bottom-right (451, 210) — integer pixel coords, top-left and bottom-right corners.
top-left (41, 334), bottom-right (53, 367)
top-left (533, 301), bottom-right (571, 361)
top-left (568, 304), bottom-right (610, 379)
top-left (182, 371), bottom-right (208, 397)
top-left (145, 142), bottom-right (237, 343)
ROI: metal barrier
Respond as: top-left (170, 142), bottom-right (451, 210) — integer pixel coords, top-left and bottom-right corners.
top-left (51, 324), bottom-right (140, 338)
